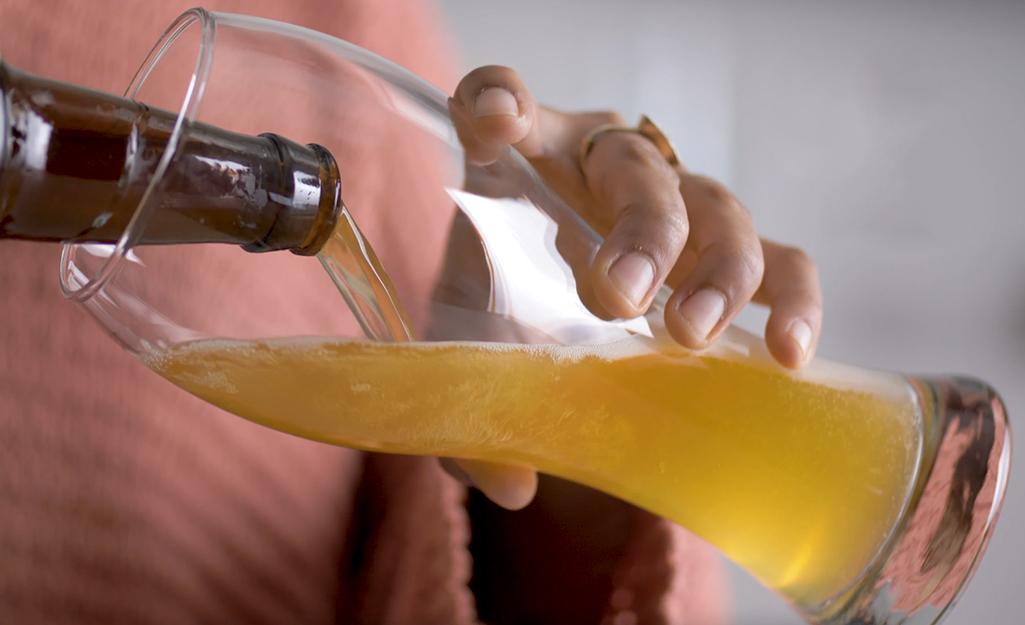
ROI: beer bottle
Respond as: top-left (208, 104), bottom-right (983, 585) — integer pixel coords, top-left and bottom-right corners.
top-left (0, 61), bottom-right (341, 255)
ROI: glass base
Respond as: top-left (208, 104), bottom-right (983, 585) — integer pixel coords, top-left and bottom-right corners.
top-left (800, 377), bottom-right (1011, 624)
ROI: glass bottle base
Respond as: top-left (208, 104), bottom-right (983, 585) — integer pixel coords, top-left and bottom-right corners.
top-left (801, 377), bottom-right (1011, 625)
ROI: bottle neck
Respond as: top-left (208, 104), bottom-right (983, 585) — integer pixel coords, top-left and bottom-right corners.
top-left (0, 61), bottom-right (340, 255)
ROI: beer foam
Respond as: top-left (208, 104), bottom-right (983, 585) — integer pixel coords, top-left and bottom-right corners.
top-left (443, 334), bottom-right (660, 363)
top-left (142, 333), bottom-right (669, 367)
top-left (141, 333), bottom-right (914, 408)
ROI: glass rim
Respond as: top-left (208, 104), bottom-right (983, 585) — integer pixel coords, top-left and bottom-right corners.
top-left (59, 7), bottom-right (216, 302)
top-left (56, 7), bottom-right (463, 304)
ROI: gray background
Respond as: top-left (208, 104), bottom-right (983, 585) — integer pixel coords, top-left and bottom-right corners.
top-left (437, 0), bottom-right (1025, 623)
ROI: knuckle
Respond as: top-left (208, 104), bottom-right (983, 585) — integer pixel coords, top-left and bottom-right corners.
top-left (741, 248), bottom-right (766, 286)
top-left (621, 201), bottom-right (687, 235)
top-left (705, 184), bottom-right (738, 211)
top-left (658, 207), bottom-right (690, 242)
top-left (698, 242), bottom-right (764, 307)
top-left (687, 176), bottom-right (747, 213)
top-left (705, 241), bottom-right (765, 296)
top-left (728, 244), bottom-right (766, 290)
top-left (599, 110), bottom-right (628, 126)
top-left (778, 245), bottom-right (819, 278)
top-left (615, 204), bottom-right (689, 258)
top-left (615, 135), bottom-right (672, 172)
top-left (636, 206), bottom-right (690, 249)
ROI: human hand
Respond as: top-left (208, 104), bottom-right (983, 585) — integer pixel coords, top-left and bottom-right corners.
top-left (440, 65), bottom-right (823, 510)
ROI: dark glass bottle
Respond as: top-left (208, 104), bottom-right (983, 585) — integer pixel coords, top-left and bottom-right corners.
top-left (0, 61), bottom-right (341, 255)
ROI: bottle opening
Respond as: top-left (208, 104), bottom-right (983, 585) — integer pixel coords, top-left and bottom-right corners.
top-left (60, 8), bottom-right (216, 302)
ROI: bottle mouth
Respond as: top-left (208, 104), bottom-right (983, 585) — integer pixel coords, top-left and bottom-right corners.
top-left (59, 8), bottom-right (216, 302)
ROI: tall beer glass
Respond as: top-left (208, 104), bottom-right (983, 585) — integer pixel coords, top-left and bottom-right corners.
top-left (58, 9), bottom-right (1011, 624)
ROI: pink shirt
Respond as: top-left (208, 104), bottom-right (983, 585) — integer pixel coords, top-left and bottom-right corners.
top-left (0, 1), bottom-right (727, 622)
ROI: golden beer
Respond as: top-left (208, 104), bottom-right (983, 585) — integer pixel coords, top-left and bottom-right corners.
top-left (143, 334), bottom-right (922, 605)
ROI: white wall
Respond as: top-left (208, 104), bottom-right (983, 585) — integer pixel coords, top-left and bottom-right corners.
top-left (437, 0), bottom-right (1025, 623)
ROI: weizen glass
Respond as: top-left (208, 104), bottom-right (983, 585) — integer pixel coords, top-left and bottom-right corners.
top-left (58, 9), bottom-right (1010, 624)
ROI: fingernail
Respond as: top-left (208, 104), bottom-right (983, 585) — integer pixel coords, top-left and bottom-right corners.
top-left (608, 252), bottom-right (656, 309)
top-left (787, 319), bottom-right (813, 358)
top-left (678, 288), bottom-right (726, 341)
top-left (473, 87), bottom-right (519, 117)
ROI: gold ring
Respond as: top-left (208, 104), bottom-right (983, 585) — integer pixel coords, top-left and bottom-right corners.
top-left (579, 115), bottom-right (680, 167)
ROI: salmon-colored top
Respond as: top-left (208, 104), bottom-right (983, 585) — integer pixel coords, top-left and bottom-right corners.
top-left (0, 1), bottom-right (727, 623)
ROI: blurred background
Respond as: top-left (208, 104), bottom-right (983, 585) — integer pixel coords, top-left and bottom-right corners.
top-left (437, 0), bottom-right (1025, 623)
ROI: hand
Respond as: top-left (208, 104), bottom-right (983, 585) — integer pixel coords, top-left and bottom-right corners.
top-left (440, 65), bottom-right (823, 510)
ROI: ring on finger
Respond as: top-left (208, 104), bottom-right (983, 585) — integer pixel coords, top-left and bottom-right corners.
top-left (579, 115), bottom-right (681, 167)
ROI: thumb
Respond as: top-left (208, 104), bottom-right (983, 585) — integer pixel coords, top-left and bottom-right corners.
top-left (450, 65), bottom-right (545, 165)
